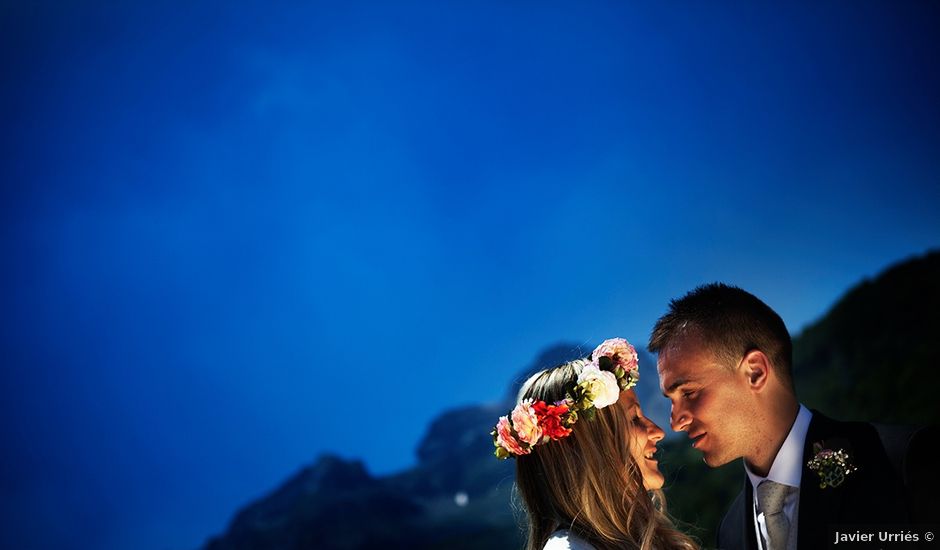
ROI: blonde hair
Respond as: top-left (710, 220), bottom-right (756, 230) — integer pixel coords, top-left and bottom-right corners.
top-left (515, 361), bottom-right (698, 550)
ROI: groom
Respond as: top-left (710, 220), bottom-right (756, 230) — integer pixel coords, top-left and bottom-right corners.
top-left (648, 284), bottom-right (934, 550)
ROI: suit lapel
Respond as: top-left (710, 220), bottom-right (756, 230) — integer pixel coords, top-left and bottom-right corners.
top-left (797, 412), bottom-right (846, 549)
top-left (742, 477), bottom-right (759, 550)
top-left (718, 479), bottom-right (758, 550)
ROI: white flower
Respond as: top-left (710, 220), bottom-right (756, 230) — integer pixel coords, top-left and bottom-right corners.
top-left (577, 364), bottom-right (621, 409)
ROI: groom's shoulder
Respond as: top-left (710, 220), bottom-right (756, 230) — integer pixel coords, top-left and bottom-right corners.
top-left (870, 422), bottom-right (937, 466)
top-left (874, 422), bottom-right (940, 522)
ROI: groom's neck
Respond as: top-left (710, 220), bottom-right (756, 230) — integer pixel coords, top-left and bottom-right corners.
top-left (744, 397), bottom-right (800, 477)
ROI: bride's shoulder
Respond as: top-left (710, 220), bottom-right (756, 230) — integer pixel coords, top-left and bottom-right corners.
top-left (543, 529), bottom-right (597, 550)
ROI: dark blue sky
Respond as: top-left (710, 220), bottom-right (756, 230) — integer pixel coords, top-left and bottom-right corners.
top-left (2, 2), bottom-right (939, 550)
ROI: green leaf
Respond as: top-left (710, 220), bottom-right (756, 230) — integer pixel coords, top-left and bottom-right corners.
top-left (565, 410), bottom-right (578, 426)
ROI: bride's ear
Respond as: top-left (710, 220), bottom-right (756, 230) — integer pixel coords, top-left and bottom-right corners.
top-left (742, 350), bottom-right (769, 391)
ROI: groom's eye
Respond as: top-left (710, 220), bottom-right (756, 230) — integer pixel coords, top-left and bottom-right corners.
top-left (682, 390), bottom-right (696, 399)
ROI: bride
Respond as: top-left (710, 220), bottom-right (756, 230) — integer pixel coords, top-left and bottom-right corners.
top-left (492, 338), bottom-right (698, 550)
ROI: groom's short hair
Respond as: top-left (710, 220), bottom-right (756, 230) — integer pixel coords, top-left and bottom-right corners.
top-left (648, 283), bottom-right (794, 388)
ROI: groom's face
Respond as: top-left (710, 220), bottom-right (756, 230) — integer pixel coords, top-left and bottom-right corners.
top-left (657, 332), bottom-right (755, 467)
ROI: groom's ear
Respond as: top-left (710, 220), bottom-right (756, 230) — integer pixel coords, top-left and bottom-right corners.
top-left (742, 350), bottom-right (770, 392)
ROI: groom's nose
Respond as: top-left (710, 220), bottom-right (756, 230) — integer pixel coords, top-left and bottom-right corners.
top-left (670, 405), bottom-right (692, 432)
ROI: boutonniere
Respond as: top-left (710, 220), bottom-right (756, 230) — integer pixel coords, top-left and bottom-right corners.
top-left (807, 442), bottom-right (858, 489)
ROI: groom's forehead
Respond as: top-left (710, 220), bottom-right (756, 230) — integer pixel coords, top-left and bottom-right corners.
top-left (657, 345), bottom-right (722, 391)
top-left (657, 330), bottom-right (720, 368)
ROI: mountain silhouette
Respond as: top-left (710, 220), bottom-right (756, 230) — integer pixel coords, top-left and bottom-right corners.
top-left (794, 250), bottom-right (940, 425)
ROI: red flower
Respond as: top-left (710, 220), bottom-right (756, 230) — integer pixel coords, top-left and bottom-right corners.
top-left (533, 401), bottom-right (573, 441)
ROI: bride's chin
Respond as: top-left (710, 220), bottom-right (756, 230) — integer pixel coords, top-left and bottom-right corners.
top-left (642, 472), bottom-right (665, 491)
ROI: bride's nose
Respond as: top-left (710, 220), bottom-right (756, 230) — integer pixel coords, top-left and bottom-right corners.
top-left (648, 420), bottom-right (665, 442)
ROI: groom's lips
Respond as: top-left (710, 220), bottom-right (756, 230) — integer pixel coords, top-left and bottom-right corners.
top-left (690, 433), bottom-right (706, 449)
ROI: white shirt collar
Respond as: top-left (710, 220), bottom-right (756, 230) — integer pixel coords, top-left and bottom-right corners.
top-left (745, 404), bottom-right (812, 490)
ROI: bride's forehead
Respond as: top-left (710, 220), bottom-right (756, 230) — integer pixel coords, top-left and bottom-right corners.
top-left (618, 389), bottom-right (639, 408)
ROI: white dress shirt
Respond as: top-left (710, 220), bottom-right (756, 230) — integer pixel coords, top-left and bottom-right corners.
top-left (745, 404), bottom-right (812, 550)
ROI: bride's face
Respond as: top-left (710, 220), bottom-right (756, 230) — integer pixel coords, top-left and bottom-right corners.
top-left (619, 390), bottom-right (666, 490)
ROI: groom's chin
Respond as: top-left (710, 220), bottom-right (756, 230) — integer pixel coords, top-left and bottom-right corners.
top-left (700, 451), bottom-right (732, 469)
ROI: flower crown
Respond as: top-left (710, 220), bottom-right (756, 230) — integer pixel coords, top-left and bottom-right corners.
top-left (492, 338), bottom-right (640, 459)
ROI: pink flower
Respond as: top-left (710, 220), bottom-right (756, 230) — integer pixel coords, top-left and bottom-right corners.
top-left (511, 399), bottom-right (543, 445)
top-left (592, 337), bottom-right (639, 374)
top-left (495, 416), bottom-right (530, 456)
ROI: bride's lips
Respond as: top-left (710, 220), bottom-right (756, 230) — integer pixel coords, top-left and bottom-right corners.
top-left (690, 433), bottom-right (706, 449)
top-left (643, 446), bottom-right (660, 463)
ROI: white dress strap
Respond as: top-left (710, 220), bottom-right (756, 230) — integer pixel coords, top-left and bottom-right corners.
top-left (543, 529), bottom-right (597, 550)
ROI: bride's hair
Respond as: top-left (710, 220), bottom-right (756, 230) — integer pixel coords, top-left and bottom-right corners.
top-left (515, 361), bottom-right (698, 550)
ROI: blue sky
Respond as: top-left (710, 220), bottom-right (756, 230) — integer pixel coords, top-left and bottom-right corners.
top-left (2, 2), bottom-right (939, 550)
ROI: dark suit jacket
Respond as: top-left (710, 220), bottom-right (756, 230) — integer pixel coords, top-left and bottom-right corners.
top-left (716, 410), bottom-right (935, 550)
